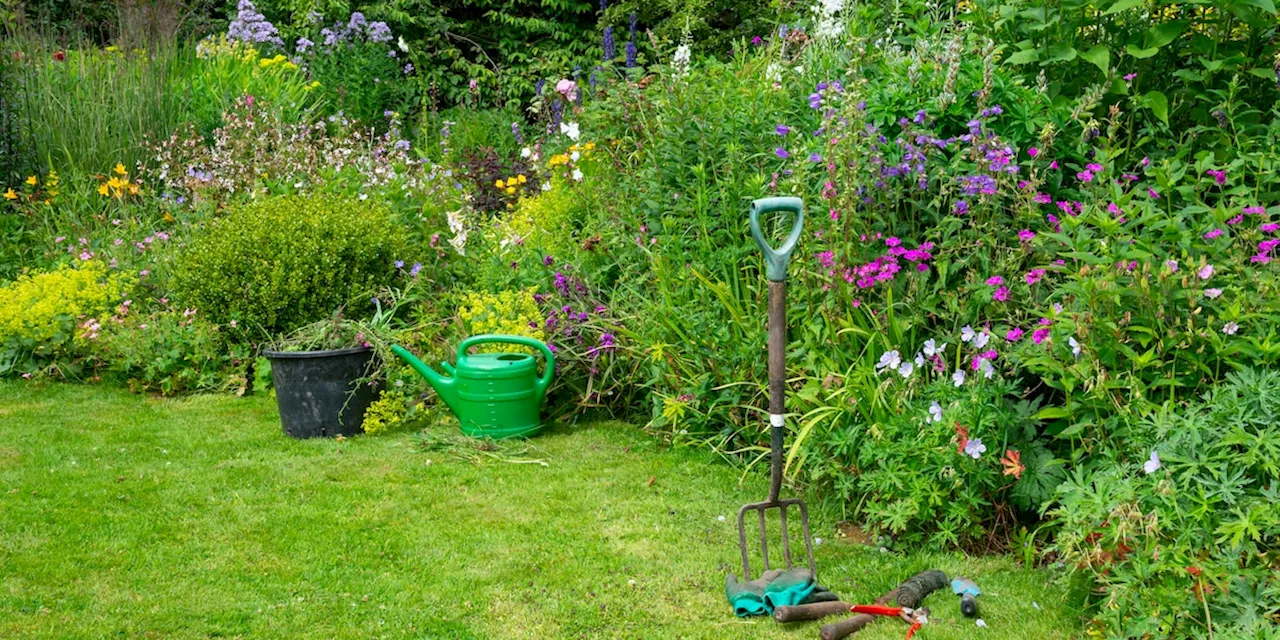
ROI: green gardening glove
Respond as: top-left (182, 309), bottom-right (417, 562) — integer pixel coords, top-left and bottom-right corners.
top-left (762, 567), bottom-right (819, 610)
top-left (725, 569), bottom-right (783, 617)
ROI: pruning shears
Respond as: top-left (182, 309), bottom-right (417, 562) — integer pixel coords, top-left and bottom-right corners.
top-left (849, 604), bottom-right (930, 639)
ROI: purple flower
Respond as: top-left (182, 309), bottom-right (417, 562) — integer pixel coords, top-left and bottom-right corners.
top-left (227, 0), bottom-right (284, 47)
top-left (1206, 169), bottom-right (1227, 185)
top-left (964, 438), bottom-right (987, 459)
top-left (1018, 229), bottom-right (1035, 243)
top-left (1198, 264), bottom-right (1214, 280)
top-left (410, 262), bottom-right (422, 276)
top-left (817, 251), bottom-right (835, 268)
top-left (1006, 327), bottom-right (1024, 342)
top-left (752, 35), bottom-right (763, 46)
top-left (295, 37), bottom-right (314, 53)
top-left (543, 255), bottom-right (555, 266)
top-left (953, 200), bottom-right (969, 215)
top-left (1032, 328), bottom-right (1050, 344)
top-left (808, 153), bottom-right (822, 163)
top-left (775, 147), bottom-right (790, 159)
top-left (394, 260), bottom-right (405, 268)
top-left (775, 124), bottom-right (790, 135)
top-left (603, 27), bottom-right (615, 60)
top-left (1262, 223), bottom-right (1280, 233)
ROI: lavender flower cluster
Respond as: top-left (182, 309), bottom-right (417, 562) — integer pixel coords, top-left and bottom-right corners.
top-left (227, 0), bottom-right (283, 48)
top-left (316, 12), bottom-right (394, 50)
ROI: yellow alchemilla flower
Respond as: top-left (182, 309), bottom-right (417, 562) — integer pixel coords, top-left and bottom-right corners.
top-left (283, 61), bottom-right (298, 70)
top-left (25, 175), bottom-right (37, 186)
top-left (258, 58), bottom-right (273, 68)
top-left (272, 54), bottom-right (286, 63)
top-left (3, 188), bottom-right (16, 200)
top-left (495, 179), bottom-right (506, 189)
top-left (114, 163), bottom-right (127, 176)
top-left (98, 184), bottom-right (109, 196)
top-left (105, 45), bottom-right (120, 52)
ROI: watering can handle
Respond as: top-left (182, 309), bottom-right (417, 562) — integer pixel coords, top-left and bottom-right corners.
top-left (749, 197), bottom-right (805, 282)
top-left (457, 334), bottom-right (556, 396)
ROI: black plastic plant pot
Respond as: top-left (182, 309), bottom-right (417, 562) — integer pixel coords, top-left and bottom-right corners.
top-left (263, 346), bottom-right (381, 439)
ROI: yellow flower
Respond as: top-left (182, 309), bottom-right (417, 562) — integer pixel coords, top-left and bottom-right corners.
top-left (107, 177), bottom-right (125, 190)
top-left (517, 174), bottom-right (527, 184)
top-left (128, 184), bottom-right (140, 195)
top-left (495, 179), bottom-right (506, 189)
top-left (506, 186), bottom-right (516, 195)
top-left (25, 175), bottom-right (37, 186)
top-left (258, 58), bottom-right (273, 68)
top-left (105, 45), bottom-right (120, 53)
top-left (114, 163), bottom-right (127, 176)
top-left (3, 188), bottom-right (16, 200)
top-left (163, 212), bottom-right (175, 223)
top-left (283, 61), bottom-right (298, 71)
top-left (98, 184), bottom-right (109, 196)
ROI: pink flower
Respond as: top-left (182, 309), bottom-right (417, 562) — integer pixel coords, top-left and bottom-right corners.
top-left (1261, 223), bottom-right (1280, 233)
top-left (554, 79), bottom-right (578, 101)
top-left (1107, 202), bottom-right (1122, 216)
top-left (885, 236), bottom-right (901, 248)
top-left (1204, 288), bottom-right (1223, 299)
top-left (1206, 169), bottom-right (1227, 185)
top-left (993, 286), bottom-right (1010, 302)
top-left (1034, 192), bottom-right (1051, 204)
top-left (1197, 264), bottom-right (1214, 280)
top-left (1050, 160), bottom-right (1059, 170)
top-left (1087, 163), bottom-right (1104, 172)
top-left (1025, 269), bottom-right (1046, 284)
top-left (1018, 229), bottom-right (1035, 243)
top-left (1032, 328), bottom-right (1050, 344)
top-left (1006, 327), bottom-right (1024, 342)
top-left (986, 275), bottom-right (1004, 286)
top-left (1028, 147), bottom-right (1039, 157)
top-left (1204, 229), bottom-right (1224, 240)
top-left (1148, 188), bottom-right (1160, 199)
top-left (1243, 206), bottom-right (1265, 215)
top-left (1227, 215), bottom-right (1243, 225)
top-left (1077, 170), bottom-right (1094, 183)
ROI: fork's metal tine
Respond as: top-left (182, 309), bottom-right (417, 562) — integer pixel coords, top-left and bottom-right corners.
top-left (778, 505), bottom-right (793, 568)
top-left (798, 500), bottom-right (816, 577)
top-left (757, 507), bottom-right (770, 572)
top-left (736, 506), bottom-right (752, 579)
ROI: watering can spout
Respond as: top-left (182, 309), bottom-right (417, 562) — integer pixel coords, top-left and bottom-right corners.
top-left (390, 345), bottom-right (460, 411)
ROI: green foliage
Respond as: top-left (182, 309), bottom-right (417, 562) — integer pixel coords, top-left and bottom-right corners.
top-left (0, 260), bottom-right (132, 376)
top-left (98, 310), bottom-right (250, 395)
top-left (1050, 369), bottom-right (1280, 639)
top-left (171, 194), bottom-right (406, 342)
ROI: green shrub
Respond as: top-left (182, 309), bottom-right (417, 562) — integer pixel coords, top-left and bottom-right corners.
top-left (98, 309), bottom-right (250, 395)
top-left (171, 194), bottom-right (407, 342)
top-left (1050, 369), bottom-right (1280, 639)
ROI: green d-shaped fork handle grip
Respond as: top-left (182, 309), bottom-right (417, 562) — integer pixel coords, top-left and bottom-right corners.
top-left (749, 197), bottom-right (805, 282)
top-left (458, 334), bottom-right (556, 397)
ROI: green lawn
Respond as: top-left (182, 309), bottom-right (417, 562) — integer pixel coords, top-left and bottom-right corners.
top-left (0, 383), bottom-right (1081, 639)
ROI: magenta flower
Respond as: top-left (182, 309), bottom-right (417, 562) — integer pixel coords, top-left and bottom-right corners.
top-left (1028, 147), bottom-right (1039, 157)
top-left (1107, 202), bottom-right (1123, 216)
top-left (1227, 215), bottom-right (1243, 225)
top-left (751, 35), bottom-right (763, 46)
top-left (1018, 229), bottom-right (1035, 243)
top-left (1077, 170), bottom-right (1094, 183)
top-left (1034, 192), bottom-right (1051, 204)
top-left (1261, 223), bottom-right (1279, 233)
top-left (1050, 160), bottom-right (1059, 170)
top-left (1206, 169), bottom-right (1227, 185)
top-left (817, 251), bottom-right (835, 269)
top-left (993, 286), bottom-right (1010, 302)
top-left (986, 275), bottom-right (1004, 286)
top-left (1148, 188), bottom-right (1160, 199)
top-left (1244, 206), bottom-right (1265, 215)
top-left (1025, 269), bottom-right (1046, 285)
top-left (1124, 72), bottom-right (1137, 81)
top-left (886, 236), bottom-right (902, 248)
top-left (1006, 327), bottom-right (1024, 342)
top-left (1204, 229), bottom-right (1224, 240)
top-left (1032, 328), bottom-right (1050, 344)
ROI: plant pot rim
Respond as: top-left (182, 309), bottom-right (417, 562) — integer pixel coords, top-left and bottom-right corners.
top-left (263, 346), bottom-right (374, 360)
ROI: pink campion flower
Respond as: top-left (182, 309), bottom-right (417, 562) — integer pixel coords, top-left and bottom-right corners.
top-left (1122, 173), bottom-right (1138, 182)
top-left (993, 286), bottom-right (1010, 301)
top-left (1206, 169), bottom-right (1227, 185)
top-left (1260, 239), bottom-right (1280, 253)
top-left (1261, 223), bottom-right (1280, 233)
top-left (1006, 327), bottom-right (1024, 341)
top-left (1034, 192), bottom-right (1051, 204)
top-left (1039, 317), bottom-right (1053, 326)
top-left (1198, 264), bottom-right (1215, 280)
top-left (1087, 163), bottom-right (1103, 172)
top-left (1025, 269), bottom-right (1046, 284)
top-left (885, 236), bottom-right (902, 248)
top-left (1032, 328), bottom-right (1050, 344)
top-left (1227, 215), bottom-right (1244, 225)
top-left (1077, 170), bottom-right (1094, 183)
top-left (1204, 229), bottom-right (1224, 240)
top-left (986, 275), bottom-right (1004, 286)
top-left (1148, 188), bottom-right (1160, 199)
top-left (1028, 147), bottom-right (1039, 157)
top-left (1244, 206), bottom-right (1265, 215)
top-left (1018, 229), bottom-right (1035, 243)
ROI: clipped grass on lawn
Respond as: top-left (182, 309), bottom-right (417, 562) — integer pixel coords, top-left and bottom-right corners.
top-left (0, 383), bottom-right (1081, 639)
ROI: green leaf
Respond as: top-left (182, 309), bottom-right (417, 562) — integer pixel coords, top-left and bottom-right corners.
top-left (1081, 45), bottom-right (1110, 73)
top-left (1145, 20), bottom-right (1189, 48)
top-left (1126, 44), bottom-right (1160, 59)
top-left (1034, 406), bottom-right (1072, 420)
top-left (1143, 90), bottom-right (1170, 125)
top-left (1044, 43), bottom-right (1078, 63)
top-left (1006, 49), bottom-right (1041, 65)
top-left (1236, 0), bottom-right (1277, 13)
top-left (1248, 68), bottom-right (1277, 79)
top-left (1104, 0), bottom-right (1145, 13)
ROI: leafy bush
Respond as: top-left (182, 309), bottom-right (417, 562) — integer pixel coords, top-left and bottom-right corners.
top-left (0, 260), bottom-right (132, 375)
top-left (1050, 368), bottom-right (1280, 639)
top-left (171, 194), bottom-right (406, 341)
top-left (98, 309), bottom-right (250, 394)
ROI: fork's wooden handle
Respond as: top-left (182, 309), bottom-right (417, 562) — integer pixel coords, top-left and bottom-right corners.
top-left (774, 600), bottom-right (852, 623)
top-left (820, 569), bottom-right (948, 640)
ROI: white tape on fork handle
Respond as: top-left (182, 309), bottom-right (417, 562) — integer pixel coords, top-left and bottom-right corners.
top-left (770, 414), bottom-right (785, 427)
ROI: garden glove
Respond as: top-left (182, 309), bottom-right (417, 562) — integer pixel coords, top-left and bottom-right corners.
top-left (762, 567), bottom-right (823, 610)
top-left (725, 569), bottom-right (783, 617)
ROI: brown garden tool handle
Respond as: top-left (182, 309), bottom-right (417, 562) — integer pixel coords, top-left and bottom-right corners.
top-left (819, 569), bottom-right (949, 640)
top-left (774, 600), bottom-right (853, 623)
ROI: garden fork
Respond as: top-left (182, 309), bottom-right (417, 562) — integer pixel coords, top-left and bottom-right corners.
top-left (736, 196), bottom-right (816, 581)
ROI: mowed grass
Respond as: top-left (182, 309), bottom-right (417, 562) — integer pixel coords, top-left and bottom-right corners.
top-left (0, 383), bottom-right (1081, 639)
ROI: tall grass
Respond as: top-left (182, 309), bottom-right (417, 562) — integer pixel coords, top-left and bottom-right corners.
top-left (11, 35), bottom-right (321, 173)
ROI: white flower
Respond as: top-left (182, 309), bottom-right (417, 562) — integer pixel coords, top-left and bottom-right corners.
top-left (572, 168), bottom-right (584, 182)
top-left (973, 330), bottom-right (990, 349)
top-left (541, 181), bottom-right (551, 192)
top-left (961, 326), bottom-right (976, 343)
top-left (559, 121), bottom-right (580, 140)
top-left (570, 151), bottom-right (580, 161)
top-left (876, 350), bottom-right (901, 373)
top-left (952, 369), bottom-right (966, 387)
top-left (672, 42), bottom-right (692, 76)
top-left (923, 339), bottom-right (946, 357)
top-left (1222, 321), bottom-right (1239, 335)
top-left (980, 359), bottom-right (995, 379)
top-left (898, 360), bottom-right (914, 378)
top-left (1142, 450), bottom-right (1160, 474)
top-left (520, 146), bottom-right (531, 159)
top-left (358, 193), bottom-right (368, 201)
top-left (975, 619), bottom-right (988, 628)
top-left (927, 401), bottom-right (943, 423)
top-left (964, 438), bottom-right (986, 459)
top-left (397, 35), bottom-right (409, 52)
top-left (1069, 336), bottom-right (1081, 357)
top-left (914, 352), bottom-right (925, 367)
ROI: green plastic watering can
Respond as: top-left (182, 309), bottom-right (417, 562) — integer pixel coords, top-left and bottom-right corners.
top-left (391, 335), bottom-right (555, 439)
